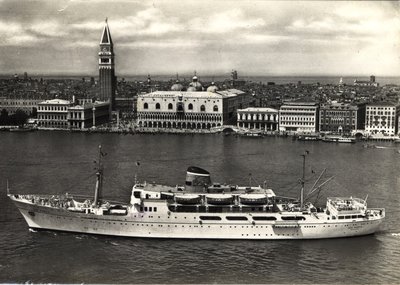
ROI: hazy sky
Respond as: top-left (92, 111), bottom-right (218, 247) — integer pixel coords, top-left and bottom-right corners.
top-left (0, 0), bottom-right (399, 77)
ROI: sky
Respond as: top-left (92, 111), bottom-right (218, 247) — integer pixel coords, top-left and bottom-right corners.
top-left (0, 0), bottom-right (399, 77)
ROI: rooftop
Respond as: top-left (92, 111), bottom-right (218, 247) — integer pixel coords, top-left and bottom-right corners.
top-left (39, 99), bottom-right (72, 105)
top-left (139, 89), bottom-right (245, 99)
top-left (238, 107), bottom-right (278, 113)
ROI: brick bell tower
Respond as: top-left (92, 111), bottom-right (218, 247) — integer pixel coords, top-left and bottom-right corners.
top-left (99, 18), bottom-right (116, 114)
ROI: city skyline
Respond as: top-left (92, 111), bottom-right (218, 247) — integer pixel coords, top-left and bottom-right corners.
top-left (0, 0), bottom-right (399, 77)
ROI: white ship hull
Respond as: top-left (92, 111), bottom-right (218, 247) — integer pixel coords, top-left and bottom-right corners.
top-left (12, 197), bottom-right (384, 240)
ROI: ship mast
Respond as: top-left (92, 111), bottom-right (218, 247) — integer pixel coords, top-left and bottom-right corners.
top-left (93, 145), bottom-right (104, 207)
top-left (300, 150), bottom-right (309, 209)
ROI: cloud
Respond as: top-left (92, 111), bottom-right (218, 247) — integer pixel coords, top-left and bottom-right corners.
top-left (0, 0), bottom-right (398, 76)
top-left (188, 8), bottom-right (265, 34)
top-left (29, 21), bottom-right (67, 37)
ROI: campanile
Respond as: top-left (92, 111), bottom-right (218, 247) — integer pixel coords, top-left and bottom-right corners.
top-left (99, 18), bottom-right (116, 112)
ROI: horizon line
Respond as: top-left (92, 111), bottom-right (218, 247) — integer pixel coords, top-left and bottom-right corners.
top-left (1, 73), bottom-right (399, 78)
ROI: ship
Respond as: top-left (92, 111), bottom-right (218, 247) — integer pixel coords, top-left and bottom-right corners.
top-left (8, 146), bottom-right (384, 239)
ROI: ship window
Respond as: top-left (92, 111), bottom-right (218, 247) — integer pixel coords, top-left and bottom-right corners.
top-left (185, 181), bottom-right (192, 186)
top-left (253, 216), bottom-right (277, 221)
top-left (200, 216), bottom-right (221, 221)
top-left (134, 191), bottom-right (141, 198)
top-left (338, 216), bottom-right (344, 219)
top-left (357, 215), bottom-right (364, 218)
top-left (351, 215), bottom-right (357, 219)
top-left (226, 216), bottom-right (248, 221)
top-left (154, 207), bottom-right (157, 212)
top-left (144, 207), bottom-right (148, 211)
top-left (149, 207), bottom-right (153, 212)
top-left (345, 215), bottom-right (351, 219)
top-left (140, 207), bottom-right (143, 212)
top-left (281, 216), bottom-right (306, 221)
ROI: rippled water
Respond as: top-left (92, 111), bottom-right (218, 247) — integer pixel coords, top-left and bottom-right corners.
top-left (0, 132), bottom-right (400, 284)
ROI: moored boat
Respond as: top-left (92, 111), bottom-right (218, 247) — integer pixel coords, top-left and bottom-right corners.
top-left (322, 136), bottom-right (355, 143)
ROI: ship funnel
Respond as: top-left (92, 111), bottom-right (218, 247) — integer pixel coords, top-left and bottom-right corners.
top-left (185, 166), bottom-right (211, 192)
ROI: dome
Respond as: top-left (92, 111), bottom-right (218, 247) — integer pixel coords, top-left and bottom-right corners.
top-left (171, 80), bottom-right (184, 91)
top-left (207, 82), bottom-right (218, 92)
top-left (188, 75), bottom-right (203, 91)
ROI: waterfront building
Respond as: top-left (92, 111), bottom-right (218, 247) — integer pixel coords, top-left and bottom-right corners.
top-left (136, 76), bottom-right (251, 130)
top-left (354, 75), bottom-right (379, 87)
top-left (68, 101), bottom-right (110, 129)
top-left (319, 102), bottom-right (365, 134)
top-left (98, 19), bottom-right (116, 113)
top-left (37, 99), bottom-right (73, 129)
top-left (365, 102), bottom-right (399, 136)
top-left (0, 97), bottom-right (43, 115)
top-left (237, 107), bottom-right (279, 131)
top-left (279, 100), bottom-right (319, 134)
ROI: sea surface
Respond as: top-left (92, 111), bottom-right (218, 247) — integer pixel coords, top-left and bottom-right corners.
top-left (0, 132), bottom-right (400, 284)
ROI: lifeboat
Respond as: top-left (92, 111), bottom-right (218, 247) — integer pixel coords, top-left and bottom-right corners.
top-left (174, 194), bottom-right (201, 205)
top-left (206, 194), bottom-right (234, 205)
top-left (239, 194), bottom-right (268, 205)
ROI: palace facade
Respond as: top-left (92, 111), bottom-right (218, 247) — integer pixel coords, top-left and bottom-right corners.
top-left (237, 107), bottom-right (279, 131)
top-left (136, 77), bottom-right (251, 130)
top-left (365, 102), bottom-right (399, 136)
top-left (319, 102), bottom-right (365, 134)
top-left (68, 101), bottom-right (110, 129)
top-left (37, 99), bottom-right (73, 129)
top-left (279, 101), bottom-right (319, 134)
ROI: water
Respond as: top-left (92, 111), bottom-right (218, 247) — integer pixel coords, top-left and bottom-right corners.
top-left (0, 132), bottom-right (400, 284)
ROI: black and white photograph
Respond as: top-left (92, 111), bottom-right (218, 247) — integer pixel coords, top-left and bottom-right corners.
top-left (0, 0), bottom-right (399, 284)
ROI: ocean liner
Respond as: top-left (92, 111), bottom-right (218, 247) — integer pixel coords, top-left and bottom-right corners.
top-left (8, 146), bottom-right (385, 239)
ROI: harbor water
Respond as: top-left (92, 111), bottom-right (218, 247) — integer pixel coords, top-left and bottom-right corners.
top-left (0, 132), bottom-right (399, 284)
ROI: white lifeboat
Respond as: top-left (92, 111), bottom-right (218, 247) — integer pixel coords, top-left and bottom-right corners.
top-left (239, 194), bottom-right (268, 205)
top-left (206, 194), bottom-right (234, 205)
top-left (174, 194), bottom-right (201, 205)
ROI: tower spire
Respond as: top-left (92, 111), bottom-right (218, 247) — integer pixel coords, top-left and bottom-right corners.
top-left (100, 18), bottom-right (113, 45)
top-left (98, 19), bottom-right (116, 115)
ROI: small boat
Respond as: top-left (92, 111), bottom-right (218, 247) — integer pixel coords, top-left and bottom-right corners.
top-left (242, 131), bottom-right (263, 137)
top-left (297, 135), bottom-right (320, 141)
top-left (9, 127), bottom-right (35, 132)
top-left (322, 136), bottom-right (355, 143)
top-left (239, 194), bottom-right (268, 205)
top-left (205, 194), bottom-right (234, 205)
